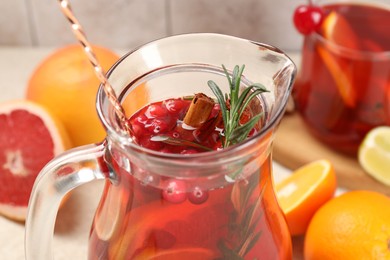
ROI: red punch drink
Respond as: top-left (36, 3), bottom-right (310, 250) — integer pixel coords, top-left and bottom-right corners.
top-left (293, 1), bottom-right (390, 155)
top-left (89, 85), bottom-right (291, 259)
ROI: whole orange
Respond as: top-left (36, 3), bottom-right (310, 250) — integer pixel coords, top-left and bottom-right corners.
top-left (304, 190), bottom-right (390, 259)
top-left (26, 44), bottom-right (120, 147)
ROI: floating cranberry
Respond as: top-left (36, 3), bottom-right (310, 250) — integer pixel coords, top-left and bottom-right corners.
top-left (165, 99), bottom-right (188, 114)
top-left (128, 99), bottom-right (224, 153)
top-left (248, 127), bottom-right (257, 137)
top-left (145, 119), bottom-right (170, 134)
top-left (188, 186), bottom-right (209, 204)
top-left (131, 114), bottom-right (148, 127)
top-left (193, 128), bottom-right (202, 142)
top-left (293, 5), bottom-right (325, 35)
top-left (171, 131), bottom-right (180, 139)
top-left (131, 124), bottom-right (144, 138)
top-left (210, 104), bottom-right (220, 118)
top-left (162, 180), bottom-right (187, 203)
top-left (213, 140), bottom-right (223, 150)
top-left (145, 104), bottom-right (168, 118)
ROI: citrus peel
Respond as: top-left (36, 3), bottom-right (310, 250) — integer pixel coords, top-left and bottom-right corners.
top-left (318, 11), bottom-right (359, 108)
top-left (304, 190), bottom-right (390, 259)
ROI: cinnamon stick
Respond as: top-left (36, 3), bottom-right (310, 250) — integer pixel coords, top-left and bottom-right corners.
top-left (183, 93), bottom-right (215, 128)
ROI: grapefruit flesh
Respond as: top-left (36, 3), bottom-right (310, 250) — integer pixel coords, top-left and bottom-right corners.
top-left (0, 100), bottom-right (71, 221)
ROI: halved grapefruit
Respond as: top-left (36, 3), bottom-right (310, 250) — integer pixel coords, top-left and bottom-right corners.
top-left (0, 100), bottom-right (71, 221)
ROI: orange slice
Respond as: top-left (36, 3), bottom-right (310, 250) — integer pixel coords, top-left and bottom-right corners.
top-left (321, 11), bottom-right (359, 50)
top-left (275, 159), bottom-right (337, 236)
top-left (135, 247), bottom-right (215, 260)
top-left (318, 11), bottom-right (359, 108)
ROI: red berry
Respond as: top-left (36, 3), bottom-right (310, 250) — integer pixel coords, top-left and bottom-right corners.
top-left (165, 99), bottom-right (188, 114)
top-left (239, 108), bottom-right (251, 124)
top-left (188, 186), bottom-right (209, 204)
top-left (293, 5), bottom-right (324, 35)
top-left (132, 114), bottom-right (148, 126)
top-left (210, 104), bottom-right (221, 118)
top-left (145, 119), bottom-right (169, 134)
top-left (131, 124), bottom-right (144, 138)
top-left (162, 180), bottom-right (187, 203)
top-left (248, 127), bottom-right (257, 137)
top-left (145, 104), bottom-right (167, 118)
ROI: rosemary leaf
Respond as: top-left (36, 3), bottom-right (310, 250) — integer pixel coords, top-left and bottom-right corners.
top-left (208, 80), bottom-right (228, 129)
top-left (208, 65), bottom-right (268, 148)
top-left (231, 182), bottom-right (242, 212)
top-left (229, 114), bottom-right (261, 145)
top-left (243, 231), bottom-right (262, 257)
top-left (218, 240), bottom-right (244, 260)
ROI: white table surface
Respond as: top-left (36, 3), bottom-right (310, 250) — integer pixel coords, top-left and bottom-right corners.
top-left (0, 47), bottom-right (310, 259)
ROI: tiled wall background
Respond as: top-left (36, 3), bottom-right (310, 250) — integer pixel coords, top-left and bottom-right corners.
top-left (0, 0), bottom-right (305, 52)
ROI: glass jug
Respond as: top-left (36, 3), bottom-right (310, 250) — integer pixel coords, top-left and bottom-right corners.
top-left (25, 33), bottom-right (296, 259)
top-left (293, 0), bottom-right (390, 155)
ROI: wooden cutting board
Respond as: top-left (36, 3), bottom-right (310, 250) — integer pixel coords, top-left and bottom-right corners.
top-left (273, 113), bottom-right (390, 195)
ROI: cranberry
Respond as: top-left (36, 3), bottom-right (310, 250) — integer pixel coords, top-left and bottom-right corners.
top-left (210, 104), bottom-right (221, 118)
top-left (165, 99), bottom-right (188, 114)
top-left (145, 119), bottom-right (169, 134)
top-left (188, 186), bottom-right (209, 204)
top-left (131, 114), bottom-right (148, 127)
top-left (162, 180), bottom-right (187, 203)
top-left (145, 104), bottom-right (167, 118)
top-left (171, 131), bottom-right (180, 139)
top-left (193, 128), bottom-right (202, 142)
top-left (248, 127), bottom-right (257, 137)
top-left (131, 124), bottom-right (143, 138)
top-left (174, 124), bottom-right (195, 141)
top-left (239, 108), bottom-right (251, 124)
top-left (213, 140), bottom-right (223, 150)
top-left (293, 5), bottom-right (324, 35)
top-left (211, 132), bottom-right (220, 143)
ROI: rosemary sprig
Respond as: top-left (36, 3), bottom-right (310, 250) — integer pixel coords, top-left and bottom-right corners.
top-left (208, 65), bottom-right (269, 148)
top-left (219, 177), bottom-right (267, 259)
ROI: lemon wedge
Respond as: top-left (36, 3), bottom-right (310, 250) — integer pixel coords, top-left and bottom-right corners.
top-left (358, 126), bottom-right (390, 186)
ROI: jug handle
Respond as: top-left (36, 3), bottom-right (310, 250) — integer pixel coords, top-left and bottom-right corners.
top-left (25, 142), bottom-right (108, 259)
